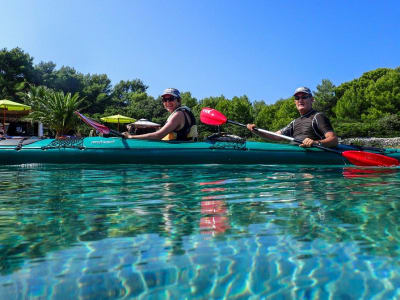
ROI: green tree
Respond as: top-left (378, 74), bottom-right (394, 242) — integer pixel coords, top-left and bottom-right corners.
top-left (35, 62), bottom-right (113, 115)
top-left (180, 92), bottom-right (197, 109)
top-left (125, 93), bottom-right (167, 124)
top-left (273, 98), bottom-right (298, 130)
top-left (227, 96), bottom-right (253, 137)
top-left (21, 85), bottom-right (84, 137)
top-left (195, 96), bottom-right (227, 111)
top-left (0, 47), bottom-right (37, 100)
top-left (252, 100), bottom-right (267, 120)
top-left (80, 74), bottom-right (112, 114)
top-left (50, 66), bottom-right (84, 95)
top-left (34, 61), bottom-right (57, 87)
top-left (377, 114), bottom-right (400, 136)
top-left (230, 96), bottom-right (253, 123)
top-left (364, 69), bottom-right (400, 121)
top-left (334, 87), bottom-right (363, 121)
top-left (334, 68), bottom-right (400, 124)
top-left (313, 79), bottom-right (337, 117)
top-left (34, 64), bottom-right (85, 95)
top-left (111, 79), bottom-right (148, 107)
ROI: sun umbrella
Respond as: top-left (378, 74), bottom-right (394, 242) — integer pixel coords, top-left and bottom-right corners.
top-left (100, 114), bottom-right (136, 131)
top-left (133, 119), bottom-right (161, 128)
top-left (0, 100), bottom-right (31, 133)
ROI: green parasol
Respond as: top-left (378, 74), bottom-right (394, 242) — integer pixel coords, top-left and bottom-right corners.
top-left (100, 114), bottom-right (136, 131)
top-left (0, 100), bottom-right (31, 133)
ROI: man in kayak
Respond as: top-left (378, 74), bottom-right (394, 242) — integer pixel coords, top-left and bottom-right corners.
top-left (247, 87), bottom-right (338, 148)
top-left (122, 88), bottom-right (198, 141)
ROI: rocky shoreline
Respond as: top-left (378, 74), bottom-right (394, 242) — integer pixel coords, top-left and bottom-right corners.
top-left (340, 137), bottom-right (400, 148)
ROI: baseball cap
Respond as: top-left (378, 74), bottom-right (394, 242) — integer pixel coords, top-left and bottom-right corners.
top-left (293, 87), bottom-right (312, 96)
top-left (162, 88), bottom-right (180, 98)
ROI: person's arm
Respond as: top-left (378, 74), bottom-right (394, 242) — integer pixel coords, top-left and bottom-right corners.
top-left (122, 112), bottom-right (184, 140)
top-left (246, 124), bottom-right (285, 141)
top-left (300, 131), bottom-right (338, 148)
top-left (318, 131), bottom-right (338, 147)
top-left (300, 113), bottom-right (338, 148)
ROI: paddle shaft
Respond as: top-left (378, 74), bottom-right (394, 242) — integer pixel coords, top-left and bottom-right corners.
top-left (109, 129), bottom-right (124, 137)
top-left (227, 120), bottom-right (340, 153)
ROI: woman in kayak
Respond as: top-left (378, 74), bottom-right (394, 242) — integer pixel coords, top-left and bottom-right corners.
top-left (247, 86), bottom-right (338, 148)
top-left (122, 88), bottom-right (198, 141)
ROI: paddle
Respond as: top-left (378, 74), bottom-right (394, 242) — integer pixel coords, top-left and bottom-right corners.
top-left (200, 107), bottom-right (400, 167)
top-left (75, 111), bottom-right (124, 137)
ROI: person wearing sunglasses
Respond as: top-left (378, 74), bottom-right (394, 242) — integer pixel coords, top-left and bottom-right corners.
top-left (122, 88), bottom-right (198, 141)
top-left (247, 86), bottom-right (338, 148)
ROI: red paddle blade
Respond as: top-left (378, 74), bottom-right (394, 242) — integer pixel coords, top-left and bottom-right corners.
top-left (342, 150), bottom-right (400, 167)
top-left (75, 111), bottom-right (110, 134)
top-left (200, 107), bottom-right (227, 126)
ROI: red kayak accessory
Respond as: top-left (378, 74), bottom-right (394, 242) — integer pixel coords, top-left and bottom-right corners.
top-left (75, 111), bottom-right (110, 134)
top-left (75, 111), bottom-right (123, 137)
top-left (200, 108), bottom-right (227, 126)
top-left (342, 150), bottom-right (400, 167)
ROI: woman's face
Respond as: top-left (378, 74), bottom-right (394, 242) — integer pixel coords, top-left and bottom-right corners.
top-left (162, 95), bottom-right (180, 113)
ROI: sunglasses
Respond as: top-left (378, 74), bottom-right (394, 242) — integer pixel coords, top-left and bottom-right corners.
top-left (294, 95), bottom-right (311, 100)
top-left (162, 97), bottom-right (177, 103)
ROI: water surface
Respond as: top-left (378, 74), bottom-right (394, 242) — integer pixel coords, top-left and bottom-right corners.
top-left (0, 164), bottom-right (400, 299)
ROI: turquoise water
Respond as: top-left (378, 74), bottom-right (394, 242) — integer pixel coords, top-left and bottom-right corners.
top-left (0, 164), bottom-right (400, 299)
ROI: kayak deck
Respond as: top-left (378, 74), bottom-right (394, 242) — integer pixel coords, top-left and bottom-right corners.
top-left (0, 137), bottom-right (399, 165)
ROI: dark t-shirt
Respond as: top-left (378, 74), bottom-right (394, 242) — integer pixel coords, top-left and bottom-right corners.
top-left (280, 110), bottom-right (334, 141)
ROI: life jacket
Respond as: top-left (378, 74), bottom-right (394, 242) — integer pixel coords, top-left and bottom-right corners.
top-left (162, 106), bottom-right (198, 141)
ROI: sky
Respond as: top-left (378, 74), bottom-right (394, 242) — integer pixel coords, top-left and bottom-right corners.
top-left (1, 0), bottom-right (400, 104)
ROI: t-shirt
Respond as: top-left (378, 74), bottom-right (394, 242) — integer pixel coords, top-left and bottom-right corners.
top-left (280, 110), bottom-right (334, 141)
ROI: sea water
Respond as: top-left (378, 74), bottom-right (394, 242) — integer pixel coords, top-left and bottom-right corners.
top-left (0, 164), bottom-right (399, 299)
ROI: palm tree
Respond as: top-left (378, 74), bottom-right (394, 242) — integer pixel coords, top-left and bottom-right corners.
top-left (21, 85), bottom-right (84, 137)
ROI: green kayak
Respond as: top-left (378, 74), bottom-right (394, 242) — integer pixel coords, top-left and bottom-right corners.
top-left (0, 135), bottom-right (399, 165)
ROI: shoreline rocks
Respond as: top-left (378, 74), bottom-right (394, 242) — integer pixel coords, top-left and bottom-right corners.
top-left (340, 137), bottom-right (400, 148)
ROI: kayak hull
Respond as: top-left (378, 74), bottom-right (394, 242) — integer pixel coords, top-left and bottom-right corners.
top-left (0, 137), bottom-right (399, 165)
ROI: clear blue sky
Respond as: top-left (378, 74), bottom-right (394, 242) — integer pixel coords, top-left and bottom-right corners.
top-left (1, 0), bottom-right (399, 104)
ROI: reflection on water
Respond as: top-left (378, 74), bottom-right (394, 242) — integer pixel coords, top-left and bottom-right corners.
top-left (0, 164), bottom-right (400, 299)
top-left (342, 167), bottom-right (398, 178)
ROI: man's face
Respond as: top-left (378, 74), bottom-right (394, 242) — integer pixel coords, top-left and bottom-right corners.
top-left (294, 92), bottom-right (313, 114)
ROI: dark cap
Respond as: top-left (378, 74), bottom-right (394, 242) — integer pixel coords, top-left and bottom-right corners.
top-left (293, 87), bottom-right (312, 96)
top-left (162, 88), bottom-right (180, 98)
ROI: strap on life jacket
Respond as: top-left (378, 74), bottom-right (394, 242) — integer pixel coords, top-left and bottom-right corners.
top-left (162, 106), bottom-right (198, 141)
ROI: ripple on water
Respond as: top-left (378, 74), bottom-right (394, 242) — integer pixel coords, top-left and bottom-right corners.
top-left (1, 164), bottom-right (400, 298)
